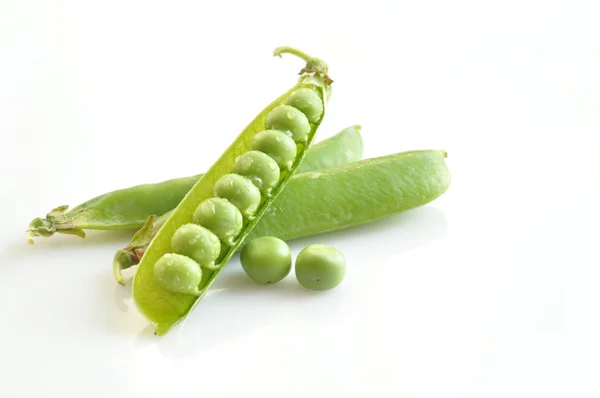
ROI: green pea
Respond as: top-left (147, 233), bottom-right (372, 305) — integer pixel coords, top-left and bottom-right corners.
top-left (213, 174), bottom-right (262, 218)
top-left (193, 197), bottom-right (243, 245)
top-left (265, 105), bottom-right (311, 142)
top-left (295, 244), bottom-right (346, 290)
top-left (240, 236), bottom-right (292, 284)
top-left (251, 130), bottom-right (297, 170)
top-left (171, 223), bottom-right (221, 269)
top-left (284, 88), bottom-right (323, 123)
top-left (233, 151), bottom-right (280, 195)
top-left (154, 253), bottom-right (202, 295)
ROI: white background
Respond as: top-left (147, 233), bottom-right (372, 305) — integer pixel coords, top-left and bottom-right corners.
top-left (1, 1), bottom-right (599, 397)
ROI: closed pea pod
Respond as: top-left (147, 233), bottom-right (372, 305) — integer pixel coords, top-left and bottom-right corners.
top-left (233, 151), bottom-right (280, 195)
top-left (245, 150), bottom-right (451, 244)
top-left (213, 173), bottom-right (261, 218)
top-left (171, 224), bottom-right (221, 270)
top-left (132, 46), bottom-right (332, 335)
top-left (251, 130), bottom-right (297, 170)
top-left (265, 105), bottom-right (311, 142)
top-left (28, 125), bottom-right (363, 245)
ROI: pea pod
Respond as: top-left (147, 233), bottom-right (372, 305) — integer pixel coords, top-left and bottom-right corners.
top-left (246, 149), bottom-right (450, 242)
top-left (116, 149), bottom-right (451, 285)
top-left (26, 125), bottom-right (362, 243)
top-left (134, 47), bottom-right (333, 335)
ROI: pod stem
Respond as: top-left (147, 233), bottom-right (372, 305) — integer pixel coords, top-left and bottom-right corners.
top-left (113, 215), bottom-right (156, 285)
top-left (26, 206), bottom-right (85, 244)
top-left (273, 46), bottom-right (333, 85)
top-left (273, 47), bottom-right (314, 63)
top-left (113, 248), bottom-right (145, 286)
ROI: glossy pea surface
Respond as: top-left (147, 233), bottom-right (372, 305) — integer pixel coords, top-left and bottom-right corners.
top-left (154, 253), bottom-right (202, 295)
top-left (295, 244), bottom-right (346, 290)
top-left (285, 88), bottom-right (323, 123)
top-left (213, 174), bottom-right (262, 217)
top-left (240, 236), bottom-right (292, 284)
top-left (265, 105), bottom-right (311, 142)
top-left (233, 151), bottom-right (280, 195)
top-left (252, 130), bottom-right (297, 170)
top-left (171, 224), bottom-right (221, 269)
top-left (193, 197), bottom-right (243, 244)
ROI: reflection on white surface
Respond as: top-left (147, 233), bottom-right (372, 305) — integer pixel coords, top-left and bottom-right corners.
top-left (128, 205), bottom-right (448, 357)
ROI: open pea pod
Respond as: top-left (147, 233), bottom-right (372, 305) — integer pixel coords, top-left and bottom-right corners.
top-left (133, 47), bottom-right (333, 335)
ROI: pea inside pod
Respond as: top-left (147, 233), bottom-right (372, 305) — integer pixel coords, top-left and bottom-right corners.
top-left (171, 224), bottom-right (221, 270)
top-left (213, 173), bottom-right (262, 218)
top-left (284, 87), bottom-right (324, 123)
top-left (154, 253), bottom-right (203, 296)
top-left (252, 130), bottom-right (297, 170)
top-left (265, 105), bottom-right (311, 142)
top-left (233, 151), bottom-right (281, 196)
top-left (193, 197), bottom-right (243, 245)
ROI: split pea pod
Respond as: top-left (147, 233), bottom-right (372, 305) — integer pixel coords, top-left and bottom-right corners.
top-left (115, 149), bottom-right (451, 284)
top-left (134, 47), bottom-right (333, 335)
top-left (26, 125), bottom-right (362, 243)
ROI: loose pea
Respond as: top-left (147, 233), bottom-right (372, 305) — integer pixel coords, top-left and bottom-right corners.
top-left (295, 244), bottom-right (346, 290)
top-left (193, 197), bottom-right (243, 245)
top-left (213, 174), bottom-right (262, 218)
top-left (284, 88), bottom-right (323, 123)
top-left (154, 253), bottom-right (202, 295)
top-left (251, 130), bottom-right (297, 170)
top-left (240, 236), bottom-right (292, 284)
top-left (233, 151), bottom-right (280, 195)
top-left (265, 105), bottom-right (311, 142)
top-left (171, 223), bottom-right (221, 269)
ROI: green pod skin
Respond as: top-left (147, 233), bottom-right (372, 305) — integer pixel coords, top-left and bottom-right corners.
top-left (232, 151), bottom-right (281, 196)
top-left (133, 47), bottom-right (332, 335)
top-left (27, 125), bottom-right (363, 244)
top-left (295, 125), bottom-right (362, 173)
top-left (118, 150), bottom-right (451, 285)
top-left (265, 105), bottom-right (311, 142)
top-left (252, 130), bottom-right (297, 170)
top-left (244, 150), bottom-right (451, 243)
top-left (213, 173), bottom-right (262, 218)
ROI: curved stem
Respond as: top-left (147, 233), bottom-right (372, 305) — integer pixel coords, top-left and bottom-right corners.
top-left (273, 46), bottom-right (314, 63)
top-left (273, 46), bottom-right (332, 84)
top-left (27, 230), bottom-right (39, 245)
top-left (113, 249), bottom-right (137, 286)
